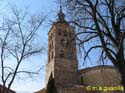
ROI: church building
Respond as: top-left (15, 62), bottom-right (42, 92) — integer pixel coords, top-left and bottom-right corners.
top-left (36, 9), bottom-right (121, 93)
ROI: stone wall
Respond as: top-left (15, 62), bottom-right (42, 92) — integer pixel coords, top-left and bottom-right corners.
top-left (80, 66), bottom-right (121, 86)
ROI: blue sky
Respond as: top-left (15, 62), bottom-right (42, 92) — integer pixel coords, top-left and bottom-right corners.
top-left (0, 0), bottom-right (59, 92)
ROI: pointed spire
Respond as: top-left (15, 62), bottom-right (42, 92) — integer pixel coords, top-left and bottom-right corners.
top-left (57, 8), bottom-right (65, 22)
top-left (56, 0), bottom-right (67, 23)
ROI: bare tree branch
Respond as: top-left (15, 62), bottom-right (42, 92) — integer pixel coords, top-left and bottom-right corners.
top-left (64, 0), bottom-right (125, 88)
top-left (0, 6), bottom-right (46, 92)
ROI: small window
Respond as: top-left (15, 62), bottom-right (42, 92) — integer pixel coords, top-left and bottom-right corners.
top-left (60, 53), bottom-right (64, 58)
top-left (58, 29), bottom-right (62, 35)
top-left (60, 39), bottom-right (65, 46)
top-left (60, 50), bottom-right (64, 58)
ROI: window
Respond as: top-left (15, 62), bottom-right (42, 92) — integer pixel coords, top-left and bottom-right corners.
top-left (60, 53), bottom-right (64, 58)
top-left (60, 50), bottom-right (64, 58)
top-left (58, 29), bottom-right (62, 35)
top-left (60, 39), bottom-right (65, 46)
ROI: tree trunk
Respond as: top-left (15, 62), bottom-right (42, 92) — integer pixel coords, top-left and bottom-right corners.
top-left (116, 62), bottom-right (125, 93)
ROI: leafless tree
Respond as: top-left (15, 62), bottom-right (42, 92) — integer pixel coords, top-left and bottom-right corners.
top-left (0, 6), bottom-right (46, 93)
top-left (63, 0), bottom-right (125, 89)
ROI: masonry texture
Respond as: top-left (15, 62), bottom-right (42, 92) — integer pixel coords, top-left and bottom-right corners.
top-left (36, 9), bottom-right (122, 93)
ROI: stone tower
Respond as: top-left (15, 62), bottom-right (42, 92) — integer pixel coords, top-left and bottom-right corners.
top-left (46, 9), bottom-right (79, 90)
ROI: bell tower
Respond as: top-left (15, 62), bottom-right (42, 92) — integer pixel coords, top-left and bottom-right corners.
top-left (46, 9), bottom-right (79, 89)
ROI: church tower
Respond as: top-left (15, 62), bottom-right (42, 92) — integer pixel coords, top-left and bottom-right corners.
top-left (46, 9), bottom-right (79, 89)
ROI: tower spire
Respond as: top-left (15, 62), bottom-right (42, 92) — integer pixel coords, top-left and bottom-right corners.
top-left (59, 0), bottom-right (62, 10)
top-left (57, 0), bottom-right (67, 23)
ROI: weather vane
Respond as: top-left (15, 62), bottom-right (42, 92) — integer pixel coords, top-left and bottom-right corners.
top-left (59, 0), bottom-right (62, 10)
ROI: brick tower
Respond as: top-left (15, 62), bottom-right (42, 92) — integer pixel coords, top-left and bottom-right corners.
top-left (46, 9), bottom-right (79, 90)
